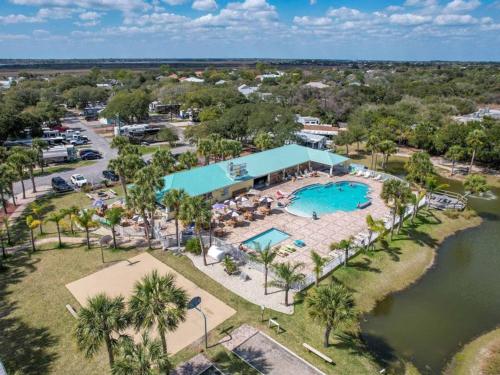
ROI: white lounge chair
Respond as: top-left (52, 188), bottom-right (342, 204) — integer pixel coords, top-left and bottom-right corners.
top-left (374, 174), bottom-right (382, 181)
top-left (356, 170), bottom-right (364, 177)
top-left (363, 171), bottom-right (371, 178)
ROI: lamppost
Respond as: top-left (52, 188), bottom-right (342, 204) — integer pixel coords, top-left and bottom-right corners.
top-left (188, 296), bottom-right (208, 349)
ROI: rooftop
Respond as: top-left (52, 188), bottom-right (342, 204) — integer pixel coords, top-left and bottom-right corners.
top-left (157, 144), bottom-right (349, 199)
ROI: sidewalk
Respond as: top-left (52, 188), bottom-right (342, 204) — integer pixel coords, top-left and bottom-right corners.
top-left (8, 185), bottom-right (53, 222)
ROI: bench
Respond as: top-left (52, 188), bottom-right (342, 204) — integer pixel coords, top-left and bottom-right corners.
top-left (303, 343), bottom-right (334, 364)
top-left (66, 304), bottom-right (78, 319)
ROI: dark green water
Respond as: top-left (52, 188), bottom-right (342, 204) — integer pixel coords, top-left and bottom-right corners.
top-left (361, 177), bottom-right (500, 374)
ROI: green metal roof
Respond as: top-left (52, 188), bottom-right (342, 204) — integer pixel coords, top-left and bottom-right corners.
top-left (157, 144), bottom-right (349, 199)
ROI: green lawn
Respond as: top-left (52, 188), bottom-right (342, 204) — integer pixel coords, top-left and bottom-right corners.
top-left (137, 143), bottom-right (172, 156)
top-left (0, 183), bottom-right (482, 375)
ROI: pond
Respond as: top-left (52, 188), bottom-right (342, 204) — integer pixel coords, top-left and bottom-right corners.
top-left (361, 176), bottom-right (500, 374)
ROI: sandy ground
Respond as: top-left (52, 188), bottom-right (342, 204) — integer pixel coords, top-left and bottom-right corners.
top-left (66, 252), bottom-right (236, 354)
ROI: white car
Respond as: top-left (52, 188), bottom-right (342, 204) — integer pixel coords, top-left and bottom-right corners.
top-left (70, 174), bottom-right (88, 187)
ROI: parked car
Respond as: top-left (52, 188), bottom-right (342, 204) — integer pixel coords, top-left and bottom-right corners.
top-left (81, 152), bottom-right (102, 160)
top-left (70, 139), bottom-right (86, 146)
top-left (102, 170), bottom-right (119, 182)
top-left (51, 176), bottom-right (73, 192)
top-left (79, 149), bottom-right (101, 157)
top-left (70, 174), bottom-right (88, 187)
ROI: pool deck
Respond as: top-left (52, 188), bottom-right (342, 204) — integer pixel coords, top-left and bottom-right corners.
top-left (222, 174), bottom-right (390, 274)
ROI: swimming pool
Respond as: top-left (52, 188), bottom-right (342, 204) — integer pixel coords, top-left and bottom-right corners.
top-left (242, 228), bottom-right (290, 250)
top-left (286, 181), bottom-right (370, 218)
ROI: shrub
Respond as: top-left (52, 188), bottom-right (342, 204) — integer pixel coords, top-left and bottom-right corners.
top-left (185, 237), bottom-right (201, 255)
top-left (443, 209), bottom-right (460, 219)
top-left (223, 255), bottom-right (238, 275)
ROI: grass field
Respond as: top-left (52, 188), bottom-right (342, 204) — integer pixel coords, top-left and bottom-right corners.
top-left (445, 328), bottom-right (500, 375)
top-left (33, 160), bottom-right (97, 178)
top-left (137, 143), bottom-right (172, 156)
top-left (0, 181), bottom-right (482, 375)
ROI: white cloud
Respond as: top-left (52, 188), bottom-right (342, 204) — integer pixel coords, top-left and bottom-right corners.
top-left (162, 0), bottom-right (186, 4)
top-left (37, 7), bottom-right (74, 19)
top-left (10, 0), bottom-right (149, 12)
top-left (0, 14), bottom-right (40, 24)
top-left (390, 13), bottom-right (432, 25)
top-left (79, 11), bottom-right (102, 21)
top-left (309, 0), bottom-right (316, 4)
top-left (293, 16), bottom-right (332, 27)
top-left (327, 7), bottom-right (364, 20)
top-left (404, 0), bottom-right (438, 7)
top-left (443, 0), bottom-right (481, 13)
top-left (124, 11), bottom-right (188, 26)
top-left (434, 14), bottom-right (478, 25)
top-left (192, 0), bottom-right (217, 11)
top-left (0, 33), bottom-right (30, 40)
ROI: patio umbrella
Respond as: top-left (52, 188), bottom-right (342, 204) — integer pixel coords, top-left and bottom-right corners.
top-left (259, 196), bottom-right (274, 203)
top-left (230, 211), bottom-right (240, 218)
top-left (228, 200), bottom-right (238, 208)
top-left (241, 200), bottom-right (254, 208)
top-left (212, 203), bottom-right (226, 210)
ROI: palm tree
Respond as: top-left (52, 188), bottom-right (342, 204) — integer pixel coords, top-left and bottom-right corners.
top-left (110, 136), bottom-right (131, 154)
top-left (445, 145), bottom-right (464, 176)
top-left (129, 271), bottom-right (188, 363)
top-left (179, 196), bottom-right (211, 266)
top-left (365, 134), bottom-right (380, 170)
top-left (330, 237), bottom-right (353, 267)
top-left (410, 190), bottom-right (426, 223)
top-left (0, 166), bottom-right (12, 214)
top-left (378, 140), bottom-right (397, 170)
top-left (31, 138), bottom-right (48, 174)
top-left (7, 149), bottom-right (29, 199)
top-left (306, 283), bottom-right (356, 348)
top-left (334, 131), bottom-right (353, 156)
top-left (227, 140), bottom-right (242, 159)
top-left (73, 209), bottom-right (98, 249)
top-left (405, 151), bottom-right (434, 185)
top-left (2, 217), bottom-right (11, 245)
top-left (177, 151), bottom-right (198, 170)
top-left (26, 215), bottom-right (41, 253)
top-left (254, 132), bottom-right (274, 151)
top-left (197, 138), bottom-right (213, 165)
top-left (0, 228), bottom-right (6, 265)
top-left (75, 293), bottom-right (129, 370)
top-left (464, 174), bottom-right (489, 195)
top-left (62, 205), bottom-right (80, 235)
top-left (256, 243), bottom-right (277, 295)
top-left (271, 262), bottom-right (304, 306)
top-left (105, 207), bottom-right (124, 249)
top-left (466, 129), bottom-right (486, 174)
top-left (30, 201), bottom-right (47, 235)
top-left (45, 210), bottom-right (66, 248)
top-left (151, 149), bottom-right (175, 176)
top-left (25, 149), bottom-right (38, 193)
top-left (162, 189), bottom-right (189, 249)
top-left (109, 153), bottom-right (143, 201)
top-left (128, 187), bottom-right (154, 249)
top-left (112, 334), bottom-right (170, 375)
top-left (381, 179), bottom-right (413, 239)
top-left (310, 250), bottom-right (327, 287)
top-left (1, 163), bottom-right (18, 207)
top-left (365, 215), bottom-right (385, 251)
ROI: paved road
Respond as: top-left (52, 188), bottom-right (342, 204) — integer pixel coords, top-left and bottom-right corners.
top-left (13, 115), bottom-right (117, 195)
top-left (13, 115), bottom-right (197, 195)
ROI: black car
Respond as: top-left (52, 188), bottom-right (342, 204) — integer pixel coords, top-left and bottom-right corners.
top-left (81, 152), bottom-right (102, 160)
top-left (102, 170), bottom-right (119, 181)
top-left (51, 176), bottom-right (73, 193)
top-left (79, 149), bottom-right (101, 157)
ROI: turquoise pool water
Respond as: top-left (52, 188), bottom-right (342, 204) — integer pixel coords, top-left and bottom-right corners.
top-left (243, 228), bottom-right (290, 250)
top-left (287, 181), bottom-right (370, 217)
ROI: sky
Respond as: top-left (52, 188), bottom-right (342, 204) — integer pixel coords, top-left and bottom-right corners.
top-left (0, 0), bottom-right (499, 61)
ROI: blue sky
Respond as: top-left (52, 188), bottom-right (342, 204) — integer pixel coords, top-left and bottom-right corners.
top-left (0, 0), bottom-right (499, 60)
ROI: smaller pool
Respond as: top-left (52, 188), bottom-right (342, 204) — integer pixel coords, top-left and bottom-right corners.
top-left (243, 228), bottom-right (290, 250)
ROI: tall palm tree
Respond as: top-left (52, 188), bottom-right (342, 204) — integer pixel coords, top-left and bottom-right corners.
top-left (365, 215), bottom-right (385, 251)
top-left (129, 271), bottom-right (188, 363)
top-left (445, 145), bottom-right (464, 176)
top-left (466, 129), bottom-right (486, 174)
top-left (378, 140), bottom-right (397, 170)
top-left (365, 134), bottom-right (380, 170)
top-left (1, 163), bottom-right (18, 207)
top-left (410, 190), bottom-right (426, 223)
top-left (62, 205), bottom-right (80, 235)
top-left (381, 179), bottom-right (412, 239)
top-left (25, 149), bottom-right (38, 193)
top-left (73, 209), bottom-right (99, 249)
top-left (271, 262), bottom-right (304, 306)
top-left (134, 166), bottom-right (164, 238)
top-left (256, 243), bottom-right (277, 295)
top-left (30, 201), bottom-right (47, 235)
top-left (330, 237), bottom-right (353, 267)
top-left (2, 217), bottom-right (11, 245)
top-left (162, 189), bottom-right (189, 249)
top-left (306, 283), bottom-right (356, 348)
top-left (0, 228), bottom-right (6, 262)
top-left (151, 149), bottom-right (175, 176)
top-left (112, 334), bottom-right (171, 375)
top-left (179, 196), bottom-right (211, 266)
top-left (110, 136), bottom-right (131, 154)
top-left (7, 149), bottom-right (29, 199)
top-left (464, 174), bottom-right (489, 195)
top-left (0, 165), bottom-right (12, 214)
top-left (109, 153), bottom-right (143, 201)
top-left (45, 210), bottom-right (66, 248)
top-left (310, 250), bottom-right (327, 287)
top-left (31, 138), bottom-right (48, 174)
top-left (75, 293), bottom-right (129, 370)
top-left (197, 138), bottom-right (213, 165)
top-left (177, 151), bottom-right (198, 170)
top-left (128, 187), bottom-right (155, 249)
top-left (105, 207), bottom-right (124, 249)
top-left (26, 215), bottom-right (41, 253)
